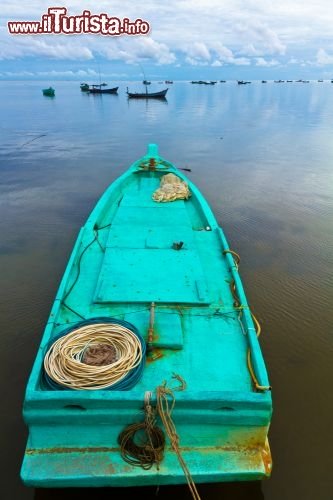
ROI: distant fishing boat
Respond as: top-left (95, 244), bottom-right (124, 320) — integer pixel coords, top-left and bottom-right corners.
top-left (89, 84), bottom-right (118, 94)
top-left (126, 87), bottom-right (168, 99)
top-left (191, 80), bottom-right (216, 85)
top-left (261, 80), bottom-right (267, 83)
top-left (80, 83), bottom-right (90, 92)
top-left (21, 143), bottom-right (272, 489)
top-left (143, 80), bottom-right (151, 85)
top-left (237, 80), bottom-right (251, 85)
top-left (42, 87), bottom-right (55, 97)
top-left (165, 80), bottom-right (173, 84)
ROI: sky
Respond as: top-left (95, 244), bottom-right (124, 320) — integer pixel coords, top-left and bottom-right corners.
top-left (1, 0), bottom-right (333, 80)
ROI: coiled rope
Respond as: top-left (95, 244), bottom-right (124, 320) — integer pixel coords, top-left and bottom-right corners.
top-left (118, 375), bottom-right (201, 499)
top-left (43, 318), bottom-right (146, 391)
top-left (118, 391), bottom-right (165, 469)
top-left (223, 249), bottom-right (241, 270)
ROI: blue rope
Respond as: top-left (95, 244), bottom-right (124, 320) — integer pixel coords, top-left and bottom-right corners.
top-left (42, 317), bottom-right (146, 391)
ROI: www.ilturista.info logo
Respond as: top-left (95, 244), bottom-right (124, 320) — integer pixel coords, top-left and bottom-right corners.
top-left (8, 7), bottom-right (150, 36)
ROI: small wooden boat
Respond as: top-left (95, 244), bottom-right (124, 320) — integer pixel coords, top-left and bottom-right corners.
top-left (42, 87), bottom-right (55, 97)
top-left (21, 144), bottom-right (272, 488)
top-left (126, 87), bottom-right (168, 99)
top-left (89, 85), bottom-right (118, 94)
top-left (80, 83), bottom-right (89, 92)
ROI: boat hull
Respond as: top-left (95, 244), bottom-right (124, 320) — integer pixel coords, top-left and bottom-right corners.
top-left (22, 438), bottom-right (271, 487)
top-left (21, 144), bottom-right (272, 487)
top-left (89, 86), bottom-right (118, 94)
top-left (127, 89), bottom-right (168, 98)
top-left (42, 88), bottom-right (55, 96)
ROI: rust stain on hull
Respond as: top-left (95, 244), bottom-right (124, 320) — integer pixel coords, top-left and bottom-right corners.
top-left (26, 441), bottom-right (271, 461)
top-left (261, 439), bottom-right (273, 476)
top-left (146, 348), bottom-right (164, 362)
top-left (26, 446), bottom-right (120, 455)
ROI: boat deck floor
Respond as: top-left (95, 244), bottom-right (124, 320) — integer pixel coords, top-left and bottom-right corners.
top-left (53, 174), bottom-right (252, 394)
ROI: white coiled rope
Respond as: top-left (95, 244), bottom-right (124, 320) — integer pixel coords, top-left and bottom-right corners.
top-left (44, 323), bottom-right (143, 390)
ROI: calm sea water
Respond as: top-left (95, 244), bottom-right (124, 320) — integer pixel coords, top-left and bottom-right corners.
top-left (0, 80), bottom-right (332, 500)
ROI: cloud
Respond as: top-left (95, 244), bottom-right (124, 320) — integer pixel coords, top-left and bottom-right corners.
top-left (1, 0), bottom-right (333, 74)
top-left (182, 41), bottom-right (250, 67)
top-left (27, 40), bottom-right (93, 60)
top-left (240, 44), bottom-right (262, 57)
top-left (0, 68), bottom-right (129, 78)
top-left (0, 27), bottom-right (93, 60)
top-left (102, 37), bottom-right (176, 65)
top-left (185, 42), bottom-right (211, 62)
top-left (37, 69), bottom-right (96, 77)
top-left (184, 57), bottom-right (209, 67)
top-left (255, 57), bottom-right (279, 67)
top-left (316, 48), bottom-right (333, 65)
top-left (232, 57), bottom-right (251, 66)
top-left (0, 70), bottom-right (34, 76)
top-left (211, 43), bottom-right (233, 60)
top-left (236, 20), bottom-right (286, 56)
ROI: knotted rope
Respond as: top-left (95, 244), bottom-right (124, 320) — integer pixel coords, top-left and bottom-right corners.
top-left (118, 391), bottom-right (165, 469)
top-left (156, 374), bottom-right (202, 500)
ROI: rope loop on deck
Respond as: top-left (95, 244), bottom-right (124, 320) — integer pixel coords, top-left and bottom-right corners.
top-left (223, 249), bottom-right (241, 270)
top-left (43, 318), bottom-right (146, 391)
top-left (230, 279), bottom-right (271, 392)
top-left (118, 391), bottom-right (165, 469)
top-left (247, 313), bottom-right (272, 392)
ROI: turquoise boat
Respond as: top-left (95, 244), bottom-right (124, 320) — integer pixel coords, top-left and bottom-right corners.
top-left (42, 87), bottom-right (55, 97)
top-left (21, 144), bottom-right (272, 490)
top-left (80, 83), bottom-right (90, 92)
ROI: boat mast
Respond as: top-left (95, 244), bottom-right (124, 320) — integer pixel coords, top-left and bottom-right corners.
top-left (97, 59), bottom-right (102, 89)
top-left (139, 62), bottom-right (148, 95)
